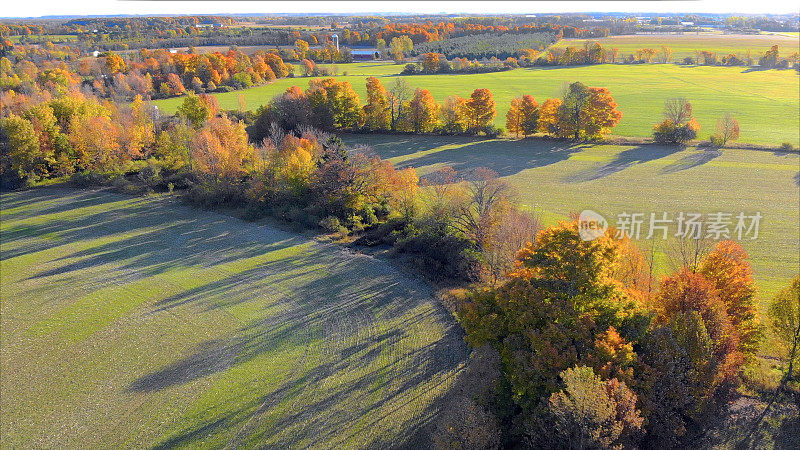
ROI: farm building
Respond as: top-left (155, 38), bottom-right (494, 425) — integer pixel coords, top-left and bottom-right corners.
top-left (351, 49), bottom-right (380, 60)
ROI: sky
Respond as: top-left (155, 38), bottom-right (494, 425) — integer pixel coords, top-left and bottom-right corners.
top-left (1, 0), bottom-right (798, 19)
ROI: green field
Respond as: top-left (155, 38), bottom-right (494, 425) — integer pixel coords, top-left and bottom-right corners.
top-left (152, 62), bottom-right (799, 146)
top-left (551, 32), bottom-right (799, 60)
top-left (341, 133), bottom-right (800, 303)
top-left (0, 188), bottom-right (466, 448)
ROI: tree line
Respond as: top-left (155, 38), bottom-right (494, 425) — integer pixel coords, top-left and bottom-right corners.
top-left (0, 45), bottom-right (293, 101)
top-left (539, 43), bottom-right (798, 68)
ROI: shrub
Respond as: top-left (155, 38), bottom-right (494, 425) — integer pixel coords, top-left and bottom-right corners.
top-left (480, 125), bottom-right (502, 138)
top-left (653, 118), bottom-right (700, 145)
top-left (318, 216), bottom-right (341, 232)
top-left (709, 134), bottom-right (725, 148)
top-left (780, 142), bottom-right (794, 151)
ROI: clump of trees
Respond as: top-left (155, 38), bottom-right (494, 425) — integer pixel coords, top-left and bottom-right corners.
top-left (534, 81), bottom-right (623, 140)
top-left (401, 52), bottom-right (519, 75)
top-left (455, 219), bottom-right (769, 448)
top-left (653, 98), bottom-right (701, 145)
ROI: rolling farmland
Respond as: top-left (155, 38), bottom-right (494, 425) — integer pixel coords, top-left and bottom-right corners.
top-left (0, 188), bottom-right (467, 448)
top-left (550, 32), bottom-right (798, 60)
top-left (341, 133), bottom-right (800, 303)
top-left (152, 62), bottom-right (800, 146)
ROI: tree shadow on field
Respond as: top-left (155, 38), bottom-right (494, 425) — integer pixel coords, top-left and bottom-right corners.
top-left (402, 138), bottom-right (587, 177)
top-left (564, 144), bottom-right (679, 182)
top-left (340, 133), bottom-right (483, 160)
top-left (137, 252), bottom-right (468, 448)
top-left (660, 148), bottom-right (722, 174)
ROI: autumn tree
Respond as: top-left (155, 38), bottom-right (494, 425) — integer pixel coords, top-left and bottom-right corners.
top-left (661, 45), bottom-right (673, 63)
top-left (294, 39), bottom-right (309, 59)
top-left (552, 82), bottom-right (622, 140)
top-left (0, 114), bottom-right (46, 181)
top-left (404, 88), bottom-right (439, 133)
top-left (506, 95), bottom-right (540, 137)
top-left (423, 52), bottom-right (440, 73)
top-left (69, 114), bottom-right (124, 172)
top-left (546, 366), bottom-right (644, 449)
top-left (768, 275), bottom-right (800, 383)
top-left (458, 220), bottom-right (651, 437)
top-left (640, 268), bottom-right (745, 445)
top-left (758, 45), bottom-right (779, 68)
top-left (653, 98), bottom-right (700, 145)
top-left (581, 87), bottom-right (623, 138)
top-left (698, 240), bottom-right (762, 360)
top-left (176, 92), bottom-right (217, 128)
top-left (388, 77), bottom-right (411, 131)
top-left (117, 95), bottom-right (156, 160)
top-left (464, 88), bottom-right (496, 133)
top-left (190, 115), bottom-right (254, 178)
top-left (362, 77), bottom-right (390, 131)
top-left (439, 95), bottom-right (469, 134)
top-left (713, 113), bottom-right (739, 146)
top-left (103, 51), bottom-right (126, 75)
top-left (537, 98), bottom-right (563, 136)
top-left (307, 78), bottom-right (362, 130)
top-left (389, 35), bottom-right (413, 61)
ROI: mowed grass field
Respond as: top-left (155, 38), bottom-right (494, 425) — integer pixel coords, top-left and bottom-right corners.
top-left (152, 62), bottom-right (799, 146)
top-left (0, 188), bottom-right (467, 448)
top-left (551, 32), bottom-right (798, 60)
top-left (342, 134), bottom-right (800, 304)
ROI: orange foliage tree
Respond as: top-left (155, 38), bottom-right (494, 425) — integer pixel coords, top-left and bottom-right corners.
top-left (362, 77), bottom-right (391, 131)
top-left (506, 94), bottom-right (539, 137)
top-left (404, 88), bottom-right (439, 133)
top-left (464, 88), bottom-right (496, 132)
top-left (190, 115), bottom-right (254, 179)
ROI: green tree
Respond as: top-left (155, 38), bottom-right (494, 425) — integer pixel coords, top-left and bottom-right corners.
top-left (547, 366), bottom-right (644, 449)
top-left (176, 93), bottom-right (212, 128)
top-left (769, 275), bottom-right (800, 382)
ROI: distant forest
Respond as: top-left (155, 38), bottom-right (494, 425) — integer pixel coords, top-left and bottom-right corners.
top-left (414, 32), bottom-right (557, 59)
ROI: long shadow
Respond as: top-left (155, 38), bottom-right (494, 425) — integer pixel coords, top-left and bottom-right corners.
top-left (134, 252), bottom-right (467, 447)
top-left (660, 148), bottom-right (722, 174)
top-left (340, 133), bottom-right (484, 161)
top-left (398, 138), bottom-right (586, 177)
top-left (564, 144), bottom-right (679, 182)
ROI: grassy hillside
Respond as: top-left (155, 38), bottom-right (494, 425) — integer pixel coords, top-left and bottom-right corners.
top-left (152, 63), bottom-right (799, 146)
top-left (550, 32), bottom-right (798, 60)
top-left (0, 188), bottom-right (466, 448)
top-left (342, 134), bottom-right (800, 303)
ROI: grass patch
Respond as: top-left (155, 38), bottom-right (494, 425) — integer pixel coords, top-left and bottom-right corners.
top-left (342, 133), bottom-right (800, 303)
top-left (550, 32), bottom-right (799, 60)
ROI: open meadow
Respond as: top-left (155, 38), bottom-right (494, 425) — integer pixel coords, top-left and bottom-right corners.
top-left (0, 188), bottom-right (467, 448)
top-left (550, 32), bottom-right (799, 60)
top-left (152, 62), bottom-right (800, 146)
top-left (342, 133), bottom-right (800, 303)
